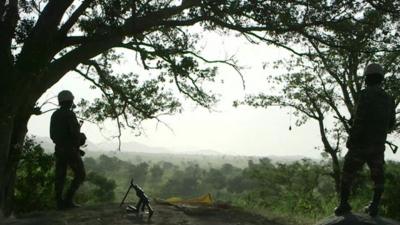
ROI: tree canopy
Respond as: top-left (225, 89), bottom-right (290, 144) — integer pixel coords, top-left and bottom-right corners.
top-left (240, 2), bottom-right (400, 190)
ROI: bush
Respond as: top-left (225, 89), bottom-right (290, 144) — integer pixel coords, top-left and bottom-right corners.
top-left (14, 137), bottom-right (55, 213)
top-left (14, 138), bottom-right (117, 213)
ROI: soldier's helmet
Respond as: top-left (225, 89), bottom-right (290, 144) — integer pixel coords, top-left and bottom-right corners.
top-left (364, 63), bottom-right (385, 85)
top-left (364, 63), bottom-right (384, 77)
top-left (58, 90), bottom-right (74, 104)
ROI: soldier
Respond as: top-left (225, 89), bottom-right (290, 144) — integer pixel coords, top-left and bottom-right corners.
top-left (50, 90), bottom-right (86, 210)
top-left (335, 64), bottom-right (396, 217)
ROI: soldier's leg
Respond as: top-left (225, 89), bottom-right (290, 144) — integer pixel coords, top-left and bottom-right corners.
top-left (365, 146), bottom-right (385, 217)
top-left (335, 150), bottom-right (365, 215)
top-left (65, 150), bottom-right (86, 206)
top-left (54, 150), bottom-right (68, 209)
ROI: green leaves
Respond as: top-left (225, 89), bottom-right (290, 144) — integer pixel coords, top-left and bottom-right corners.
top-left (14, 137), bottom-right (55, 214)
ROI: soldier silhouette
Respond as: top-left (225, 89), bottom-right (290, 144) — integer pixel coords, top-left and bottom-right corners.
top-left (335, 64), bottom-right (396, 217)
top-left (50, 90), bottom-right (86, 210)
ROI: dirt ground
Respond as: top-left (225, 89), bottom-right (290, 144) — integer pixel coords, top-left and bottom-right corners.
top-left (1, 203), bottom-right (285, 225)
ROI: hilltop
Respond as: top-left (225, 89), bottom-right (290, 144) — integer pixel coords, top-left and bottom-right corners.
top-left (2, 203), bottom-right (284, 225)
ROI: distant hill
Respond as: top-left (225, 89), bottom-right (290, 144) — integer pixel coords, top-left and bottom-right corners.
top-left (32, 136), bottom-right (101, 153)
top-left (96, 141), bottom-right (174, 153)
top-left (30, 135), bottom-right (313, 167)
top-left (31, 136), bottom-right (222, 156)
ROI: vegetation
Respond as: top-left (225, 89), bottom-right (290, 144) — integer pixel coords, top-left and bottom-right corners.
top-left (4, 0), bottom-right (359, 215)
top-left (239, 2), bottom-right (400, 192)
top-left (2, 0), bottom-right (400, 219)
top-left (14, 138), bottom-right (117, 213)
top-left (15, 138), bottom-right (400, 223)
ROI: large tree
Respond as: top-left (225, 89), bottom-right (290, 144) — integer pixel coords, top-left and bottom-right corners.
top-left (0, 0), bottom-right (364, 216)
top-left (241, 2), bottom-right (400, 191)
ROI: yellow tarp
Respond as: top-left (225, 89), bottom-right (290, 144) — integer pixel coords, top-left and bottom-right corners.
top-left (165, 193), bottom-right (213, 205)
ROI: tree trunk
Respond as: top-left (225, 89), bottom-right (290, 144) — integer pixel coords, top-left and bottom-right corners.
top-left (2, 109), bottom-right (31, 217)
top-left (0, 96), bottom-right (33, 217)
top-left (317, 118), bottom-right (342, 194)
top-left (327, 149), bottom-right (341, 193)
top-left (0, 109), bottom-right (14, 218)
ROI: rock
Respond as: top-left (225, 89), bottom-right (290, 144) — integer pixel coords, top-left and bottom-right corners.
top-left (316, 213), bottom-right (400, 225)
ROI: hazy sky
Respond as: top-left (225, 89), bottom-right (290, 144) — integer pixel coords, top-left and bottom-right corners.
top-left (27, 29), bottom-right (400, 160)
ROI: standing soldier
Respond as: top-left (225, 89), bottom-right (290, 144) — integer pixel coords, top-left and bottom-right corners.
top-left (50, 90), bottom-right (86, 210)
top-left (335, 64), bottom-right (396, 217)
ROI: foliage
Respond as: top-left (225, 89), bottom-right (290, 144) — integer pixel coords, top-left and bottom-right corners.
top-left (14, 137), bottom-right (55, 214)
top-left (239, 2), bottom-right (400, 190)
top-left (13, 142), bottom-right (400, 222)
top-left (76, 171), bottom-right (117, 204)
top-left (381, 160), bottom-right (400, 219)
top-left (13, 138), bottom-right (116, 214)
top-left (81, 153), bottom-right (400, 222)
top-left (244, 158), bottom-right (337, 219)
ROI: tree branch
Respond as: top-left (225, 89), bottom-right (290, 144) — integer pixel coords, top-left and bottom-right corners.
top-left (315, 71), bottom-right (351, 133)
top-left (307, 38), bottom-right (354, 113)
top-left (122, 0), bottom-right (202, 35)
top-left (74, 67), bottom-right (123, 151)
top-left (0, 0), bottom-right (18, 68)
top-left (17, 0), bottom-right (75, 73)
top-left (58, 0), bottom-right (93, 37)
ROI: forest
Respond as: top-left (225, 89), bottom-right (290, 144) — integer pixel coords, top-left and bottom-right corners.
top-left (14, 137), bottom-right (400, 224)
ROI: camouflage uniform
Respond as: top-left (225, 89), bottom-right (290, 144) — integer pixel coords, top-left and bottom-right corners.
top-left (50, 107), bottom-right (86, 208)
top-left (339, 85), bottom-right (396, 215)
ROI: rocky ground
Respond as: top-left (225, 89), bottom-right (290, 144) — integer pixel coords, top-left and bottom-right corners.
top-left (316, 213), bottom-right (400, 225)
top-left (2, 204), bottom-right (400, 225)
top-left (1, 203), bottom-right (285, 225)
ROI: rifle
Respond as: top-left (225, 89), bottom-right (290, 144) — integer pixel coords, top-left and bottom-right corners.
top-left (78, 120), bottom-right (86, 156)
top-left (386, 141), bottom-right (398, 154)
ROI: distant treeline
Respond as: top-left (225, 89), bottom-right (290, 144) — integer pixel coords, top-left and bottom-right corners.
top-left (14, 138), bottom-right (400, 224)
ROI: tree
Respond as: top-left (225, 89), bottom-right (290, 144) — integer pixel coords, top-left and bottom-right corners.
top-left (0, 0), bottom-right (362, 216)
top-left (241, 3), bottom-right (400, 191)
top-left (0, 0), bottom-right (222, 215)
top-left (149, 164), bottom-right (164, 182)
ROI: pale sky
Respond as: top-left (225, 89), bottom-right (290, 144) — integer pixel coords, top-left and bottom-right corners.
top-left (27, 30), bottom-right (400, 160)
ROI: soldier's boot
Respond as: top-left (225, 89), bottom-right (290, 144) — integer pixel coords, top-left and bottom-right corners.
top-left (56, 195), bottom-right (66, 210)
top-left (64, 183), bottom-right (81, 209)
top-left (364, 202), bottom-right (378, 217)
top-left (364, 187), bottom-right (383, 217)
top-left (335, 188), bottom-right (352, 216)
top-left (335, 202), bottom-right (352, 216)
top-left (55, 184), bottom-right (66, 210)
top-left (64, 192), bottom-right (81, 209)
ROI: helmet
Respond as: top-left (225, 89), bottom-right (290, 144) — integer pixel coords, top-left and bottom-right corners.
top-left (364, 63), bottom-right (384, 77)
top-left (57, 90), bottom-right (74, 104)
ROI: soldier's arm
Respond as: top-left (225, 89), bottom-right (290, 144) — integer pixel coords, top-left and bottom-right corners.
top-left (67, 112), bottom-right (81, 148)
top-left (49, 114), bottom-right (56, 143)
top-left (349, 92), bottom-right (367, 144)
